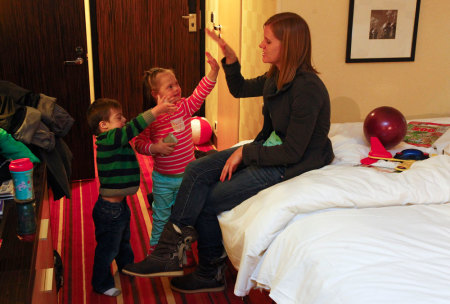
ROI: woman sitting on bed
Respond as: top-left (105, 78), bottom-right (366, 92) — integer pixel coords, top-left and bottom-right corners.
top-left (123, 11), bottom-right (334, 293)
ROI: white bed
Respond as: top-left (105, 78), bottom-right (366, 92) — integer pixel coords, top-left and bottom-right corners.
top-left (218, 117), bottom-right (450, 304)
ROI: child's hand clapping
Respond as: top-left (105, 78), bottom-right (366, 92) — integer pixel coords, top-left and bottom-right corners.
top-left (151, 95), bottom-right (177, 117)
top-left (206, 52), bottom-right (219, 81)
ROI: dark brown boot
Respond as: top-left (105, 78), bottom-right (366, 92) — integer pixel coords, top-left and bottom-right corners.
top-left (170, 254), bottom-right (227, 293)
top-left (122, 222), bottom-right (197, 277)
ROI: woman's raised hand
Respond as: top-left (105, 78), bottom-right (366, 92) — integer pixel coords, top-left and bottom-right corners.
top-left (205, 28), bottom-right (238, 64)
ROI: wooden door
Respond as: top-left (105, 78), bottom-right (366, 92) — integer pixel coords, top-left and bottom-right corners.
top-left (94, 0), bottom-right (205, 119)
top-left (0, 0), bottom-right (95, 180)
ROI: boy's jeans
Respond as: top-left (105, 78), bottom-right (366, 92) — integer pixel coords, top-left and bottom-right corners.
top-left (150, 170), bottom-right (183, 246)
top-left (170, 146), bottom-right (285, 264)
top-left (92, 195), bottom-right (134, 293)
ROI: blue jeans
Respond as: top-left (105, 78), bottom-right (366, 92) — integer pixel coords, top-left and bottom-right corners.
top-left (92, 195), bottom-right (134, 293)
top-left (151, 171), bottom-right (183, 246)
top-left (170, 146), bottom-right (285, 264)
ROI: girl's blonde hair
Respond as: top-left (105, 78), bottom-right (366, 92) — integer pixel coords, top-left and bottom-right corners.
top-left (265, 12), bottom-right (318, 90)
top-left (142, 67), bottom-right (175, 108)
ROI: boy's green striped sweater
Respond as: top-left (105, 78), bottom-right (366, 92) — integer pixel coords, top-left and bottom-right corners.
top-left (96, 109), bottom-right (155, 197)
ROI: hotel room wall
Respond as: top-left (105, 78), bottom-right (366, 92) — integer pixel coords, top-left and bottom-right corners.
top-left (205, 0), bottom-right (241, 149)
top-left (205, 0), bottom-right (219, 139)
top-left (205, 0), bottom-right (276, 144)
top-left (238, 0), bottom-right (277, 141)
top-left (206, 1), bottom-right (449, 144)
top-left (280, 0), bottom-right (450, 123)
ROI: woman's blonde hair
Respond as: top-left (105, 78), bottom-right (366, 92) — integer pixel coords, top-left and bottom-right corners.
top-left (265, 12), bottom-right (317, 90)
top-left (142, 67), bottom-right (175, 108)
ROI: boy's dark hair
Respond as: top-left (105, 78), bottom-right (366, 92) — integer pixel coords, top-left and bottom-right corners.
top-left (86, 98), bottom-right (122, 135)
top-left (142, 67), bottom-right (174, 109)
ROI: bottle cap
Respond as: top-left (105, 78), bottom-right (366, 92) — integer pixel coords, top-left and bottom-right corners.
top-left (9, 158), bottom-right (34, 172)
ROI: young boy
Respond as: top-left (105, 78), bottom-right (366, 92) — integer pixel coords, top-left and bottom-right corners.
top-left (86, 97), bottom-right (175, 296)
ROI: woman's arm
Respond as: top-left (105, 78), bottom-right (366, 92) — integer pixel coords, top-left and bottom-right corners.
top-left (222, 60), bottom-right (266, 98)
top-left (206, 28), bottom-right (266, 98)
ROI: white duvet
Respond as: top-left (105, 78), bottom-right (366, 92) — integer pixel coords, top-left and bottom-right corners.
top-left (254, 204), bottom-right (450, 304)
top-left (218, 118), bottom-right (450, 302)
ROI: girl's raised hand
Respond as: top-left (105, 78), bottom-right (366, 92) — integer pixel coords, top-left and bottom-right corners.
top-left (206, 52), bottom-right (219, 72)
top-left (205, 28), bottom-right (238, 64)
top-left (205, 51), bottom-right (219, 81)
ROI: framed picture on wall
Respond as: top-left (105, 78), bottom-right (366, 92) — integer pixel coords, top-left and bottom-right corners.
top-left (346, 0), bottom-right (421, 62)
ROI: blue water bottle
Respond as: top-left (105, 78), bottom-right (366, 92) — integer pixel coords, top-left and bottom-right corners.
top-left (16, 202), bottom-right (37, 239)
top-left (9, 158), bottom-right (36, 239)
top-left (9, 158), bottom-right (34, 202)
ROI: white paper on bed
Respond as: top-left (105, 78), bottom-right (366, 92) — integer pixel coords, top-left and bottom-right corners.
top-left (254, 204), bottom-right (450, 304)
top-left (218, 118), bottom-right (450, 297)
top-left (433, 128), bottom-right (450, 155)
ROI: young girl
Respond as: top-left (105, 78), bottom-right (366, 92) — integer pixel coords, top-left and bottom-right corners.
top-left (134, 52), bottom-right (219, 268)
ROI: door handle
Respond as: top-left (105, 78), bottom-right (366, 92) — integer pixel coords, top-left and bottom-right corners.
top-left (64, 57), bottom-right (84, 65)
top-left (210, 12), bottom-right (221, 37)
top-left (64, 46), bottom-right (84, 65)
top-left (182, 13), bottom-right (197, 32)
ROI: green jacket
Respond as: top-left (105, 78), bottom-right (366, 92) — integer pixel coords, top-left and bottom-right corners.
top-left (0, 128), bottom-right (40, 163)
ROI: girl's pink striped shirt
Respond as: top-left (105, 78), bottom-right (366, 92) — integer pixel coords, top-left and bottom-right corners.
top-left (134, 76), bottom-right (216, 175)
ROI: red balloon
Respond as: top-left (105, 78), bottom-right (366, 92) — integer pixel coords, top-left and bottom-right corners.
top-left (363, 106), bottom-right (407, 149)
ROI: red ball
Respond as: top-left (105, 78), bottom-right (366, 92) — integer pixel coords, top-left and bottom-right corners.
top-left (363, 106), bottom-right (407, 149)
top-left (191, 116), bottom-right (212, 145)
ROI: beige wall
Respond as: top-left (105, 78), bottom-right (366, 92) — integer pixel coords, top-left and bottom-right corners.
top-left (205, 0), bottom-right (242, 149)
top-left (239, 0), bottom-right (277, 141)
top-left (280, 0), bottom-right (450, 122)
top-left (205, 0), bottom-right (219, 133)
top-left (205, 0), bottom-right (276, 144)
top-left (207, 0), bottom-right (449, 146)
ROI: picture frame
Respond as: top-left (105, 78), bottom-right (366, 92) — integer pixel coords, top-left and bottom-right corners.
top-left (346, 0), bottom-right (421, 63)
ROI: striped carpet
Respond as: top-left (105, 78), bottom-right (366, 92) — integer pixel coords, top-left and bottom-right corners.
top-left (49, 143), bottom-right (275, 304)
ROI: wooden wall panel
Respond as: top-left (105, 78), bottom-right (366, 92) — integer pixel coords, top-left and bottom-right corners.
top-left (95, 0), bottom-right (203, 119)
